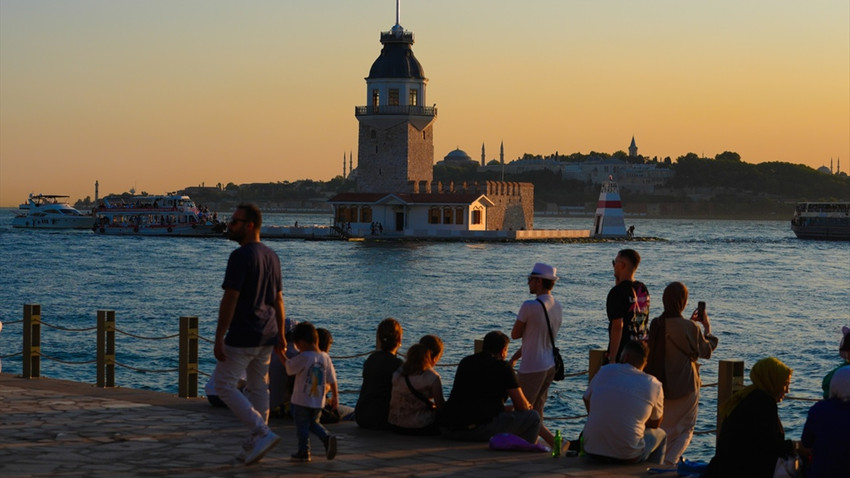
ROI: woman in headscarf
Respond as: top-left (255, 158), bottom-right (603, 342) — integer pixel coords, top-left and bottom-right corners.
top-left (645, 282), bottom-right (718, 464)
top-left (800, 365), bottom-right (850, 478)
top-left (704, 357), bottom-right (794, 478)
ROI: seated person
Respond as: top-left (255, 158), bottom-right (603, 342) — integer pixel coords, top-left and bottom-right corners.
top-left (355, 318), bottom-right (404, 429)
top-left (821, 326), bottom-right (849, 398)
top-left (389, 342), bottom-right (445, 435)
top-left (317, 327), bottom-right (354, 423)
top-left (582, 340), bottom-right (666, 464)
top-left (800, 365), bottom-right (850, 478)
top-left (704, 357), bottom-right (794, 477)
top-left (269, 317), bottom-right (299, 417)
top-left (440, 331), bottom-right (540, 444)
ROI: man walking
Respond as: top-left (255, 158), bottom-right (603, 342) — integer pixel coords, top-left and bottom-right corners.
top-left (606, 249), bottom-right (650, 363)
top-left (213, 204), bottom-right (286, 464)
top-left (583, 340), bottom-right (666, 464)
top-left (440, 331), bottom-right (541, 444)
top-left (510, 262), bottom-right (562, 447)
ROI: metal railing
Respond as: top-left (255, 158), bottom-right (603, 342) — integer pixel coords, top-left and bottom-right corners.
top-left (3, 304), bottom-right (821, 440)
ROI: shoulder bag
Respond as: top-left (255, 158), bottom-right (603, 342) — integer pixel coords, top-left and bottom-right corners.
top-left (536, 298), bottom-right (565, 381)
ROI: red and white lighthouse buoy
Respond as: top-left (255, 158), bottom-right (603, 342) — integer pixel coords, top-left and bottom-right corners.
top-left (591, 176), bottom-right (627, 238)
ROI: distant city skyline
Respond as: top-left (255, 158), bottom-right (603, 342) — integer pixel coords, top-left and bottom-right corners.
top-left (1, 0), bottom-right (848, 206)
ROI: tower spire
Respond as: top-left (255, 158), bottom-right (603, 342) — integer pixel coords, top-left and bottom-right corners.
top-left (396, 0), bottom-right (401, 26)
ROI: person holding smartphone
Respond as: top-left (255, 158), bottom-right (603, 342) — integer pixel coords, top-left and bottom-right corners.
top-left (645, 282), bottom-right (718, 464)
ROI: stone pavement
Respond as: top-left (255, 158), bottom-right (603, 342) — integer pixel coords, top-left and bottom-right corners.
top-left (0, 373), bottom-right (670, 477)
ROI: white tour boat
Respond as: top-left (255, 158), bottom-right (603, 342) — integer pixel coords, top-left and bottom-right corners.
top-left (12, 194), bottom-right (96, 229)
top-left (790, 202), bottom-right (850, 241)
top-left (92, 193), bottom-right (225, 236)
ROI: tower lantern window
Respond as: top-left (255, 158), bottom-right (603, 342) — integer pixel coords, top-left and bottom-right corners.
top-left (389, 89), bottom-right (400, 106)
top-left (409, 89), bottom-right (419, 106)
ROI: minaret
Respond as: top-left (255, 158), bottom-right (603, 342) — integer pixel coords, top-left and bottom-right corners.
top-left (500, 141), bottom-right (504, 165)
top-left (629, 136), bottom-right (638, 157)
top-left (481, 142), bottom-right (486, 166)
top-left (343, 152), bottom-right (347, 178)
top-left (349, 150), bottom-right (354, 177)
top-left (354, 1), bottom-right (436, 193)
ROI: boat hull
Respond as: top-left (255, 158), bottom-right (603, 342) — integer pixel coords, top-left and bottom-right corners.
top-left (12, 215), bottom-right (95, 229)
top-left (790, 221), bottom-right (850, 241)
top-left (92, 223), bottom-right (225, 237)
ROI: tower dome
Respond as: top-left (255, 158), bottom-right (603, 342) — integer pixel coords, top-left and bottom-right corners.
top-left (368, 28), bottom-right (425, 79)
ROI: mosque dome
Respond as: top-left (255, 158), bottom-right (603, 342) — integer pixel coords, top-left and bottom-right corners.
top-left (368, 31), bottom-right (425, 79)
top-left (443, 148), bottom-right (474, 163)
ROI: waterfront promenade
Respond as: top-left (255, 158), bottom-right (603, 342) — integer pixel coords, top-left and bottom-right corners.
top-left (0, 373), bottom-right (663, 477)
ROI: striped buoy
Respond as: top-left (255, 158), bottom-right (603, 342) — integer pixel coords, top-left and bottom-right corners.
top-left (591, 176), bottom-right (627, 238)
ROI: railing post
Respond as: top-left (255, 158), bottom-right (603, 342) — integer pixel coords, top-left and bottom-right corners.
top-left (717, 359), bottom-right (744, 440)
top-left (588, 349), bottom-right (606, 383)
top-left (97, 310), bottom-right (116, 388)
top-left (179, 316), bottom-right (199, 398)
top-left (22, 304), bottom-right (41, 378)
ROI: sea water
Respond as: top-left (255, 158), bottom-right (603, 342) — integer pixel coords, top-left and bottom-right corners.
top-left (1, 212), bottom-right (848, 461)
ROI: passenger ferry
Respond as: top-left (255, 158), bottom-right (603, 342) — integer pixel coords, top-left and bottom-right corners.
top-left (790, 202), bottom-right (850, 241)
top-left (12, 194), bottom-right (95, 229)
top-left (92, 193), bottom-right (225, 236)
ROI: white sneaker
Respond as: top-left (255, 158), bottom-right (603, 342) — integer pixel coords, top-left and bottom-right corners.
top-left (244, 431), bottom-right (280, 465)
top-left (236, 436), bottom-right (255, 462)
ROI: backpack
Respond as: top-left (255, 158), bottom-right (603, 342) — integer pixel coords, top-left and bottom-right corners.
top-left (627, 281), bottom-right (650, 342)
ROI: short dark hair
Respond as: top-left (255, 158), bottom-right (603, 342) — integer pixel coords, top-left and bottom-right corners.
top-left (317, 328), bottom-right (333, 352)
top-left (291, 321), bottom-right (318, 345)
top-left (482, 331), bottom-right (509, 355)
top-left (618, 249), bottom-right (641, 269)
top-left (540, 278), bottom-right (555, 291)
top-left (236, 203), bottom-right (262, 228)
top-left (621, 340), bottom-right (648, 368)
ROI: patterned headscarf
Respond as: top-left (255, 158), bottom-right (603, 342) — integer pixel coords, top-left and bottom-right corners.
top-left (718, 357), bottom-right (792, 424)
top-left (829, 365), bottom-right (850, 401)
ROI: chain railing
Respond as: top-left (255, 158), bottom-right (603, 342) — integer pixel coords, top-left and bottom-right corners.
top-left (4, 304), bottom-right (822, 440)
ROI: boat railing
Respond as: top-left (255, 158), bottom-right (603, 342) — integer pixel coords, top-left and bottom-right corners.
top-left (2, 304), bottom-right (822, 431)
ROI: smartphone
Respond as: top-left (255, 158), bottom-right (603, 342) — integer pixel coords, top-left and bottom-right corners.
top-left (696, 301), bottom-right (706, 321)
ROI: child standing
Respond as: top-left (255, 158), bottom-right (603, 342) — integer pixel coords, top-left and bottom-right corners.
top-left (281, 321), bottom-right (338, 462)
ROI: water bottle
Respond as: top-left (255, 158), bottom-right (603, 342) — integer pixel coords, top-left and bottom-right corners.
top-left (552, 430), bottom-right (562, 457)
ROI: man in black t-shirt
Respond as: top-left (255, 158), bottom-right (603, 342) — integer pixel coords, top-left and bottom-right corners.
top-left (605, 249), bottom-right (649, 363)
top-left (440, 331), bottom-right (541, 443)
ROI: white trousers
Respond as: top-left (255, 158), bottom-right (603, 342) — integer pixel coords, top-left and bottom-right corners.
top-left (213, 344), bottom-right (274, 436)
top-left (661, 389), bottom-right (699, 464)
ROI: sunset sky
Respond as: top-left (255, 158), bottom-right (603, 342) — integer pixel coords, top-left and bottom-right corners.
top-left (1, 0), bottom-right (848, 206)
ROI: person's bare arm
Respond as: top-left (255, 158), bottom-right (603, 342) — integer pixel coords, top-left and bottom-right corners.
top-left (607, 318), bottom-right (623, 362)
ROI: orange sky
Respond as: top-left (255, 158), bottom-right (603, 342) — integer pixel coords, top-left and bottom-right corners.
top-left (1, 0), bottom-right (848, 206)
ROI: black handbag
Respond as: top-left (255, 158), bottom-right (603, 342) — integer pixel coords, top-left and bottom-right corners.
top-left (537, 298), bottom-right (565, 381)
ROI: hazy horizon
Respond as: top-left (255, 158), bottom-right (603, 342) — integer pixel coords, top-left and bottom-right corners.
top-left (2, 0), bottom-right (848, 206)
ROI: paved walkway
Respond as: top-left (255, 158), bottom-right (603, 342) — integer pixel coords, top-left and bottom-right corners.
top-left (0, 373), bottom-right (670, 477)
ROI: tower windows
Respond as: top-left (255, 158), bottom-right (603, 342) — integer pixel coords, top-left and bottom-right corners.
top-left (372, 89), bottom-right (379, 111)
top-left (409, 89), bottom-right (419, 106)
top-left (389, 88), bottom-right (399, 106)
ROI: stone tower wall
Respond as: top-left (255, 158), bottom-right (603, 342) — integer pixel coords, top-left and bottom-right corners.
top-left (357, 121), bottom-right (434, 193)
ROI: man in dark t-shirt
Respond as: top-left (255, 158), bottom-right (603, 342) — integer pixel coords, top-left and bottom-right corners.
top-left (606, 249), bottom-right (649, 363)
top-left (213, 204), bottom-right (286, 465)
top-left (440, 331), bottom-right (540, 444)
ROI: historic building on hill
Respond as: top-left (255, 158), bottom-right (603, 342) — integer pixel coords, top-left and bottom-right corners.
top-left (329, 9), bottom-right (534, 237)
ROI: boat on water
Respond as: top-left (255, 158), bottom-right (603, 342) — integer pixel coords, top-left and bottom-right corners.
top-left (12, 194), bottom-right (96, 229)
top-left (790, 202), bottom-right (850, 241)
top-left (92, 193), bottom-right (225, 237)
